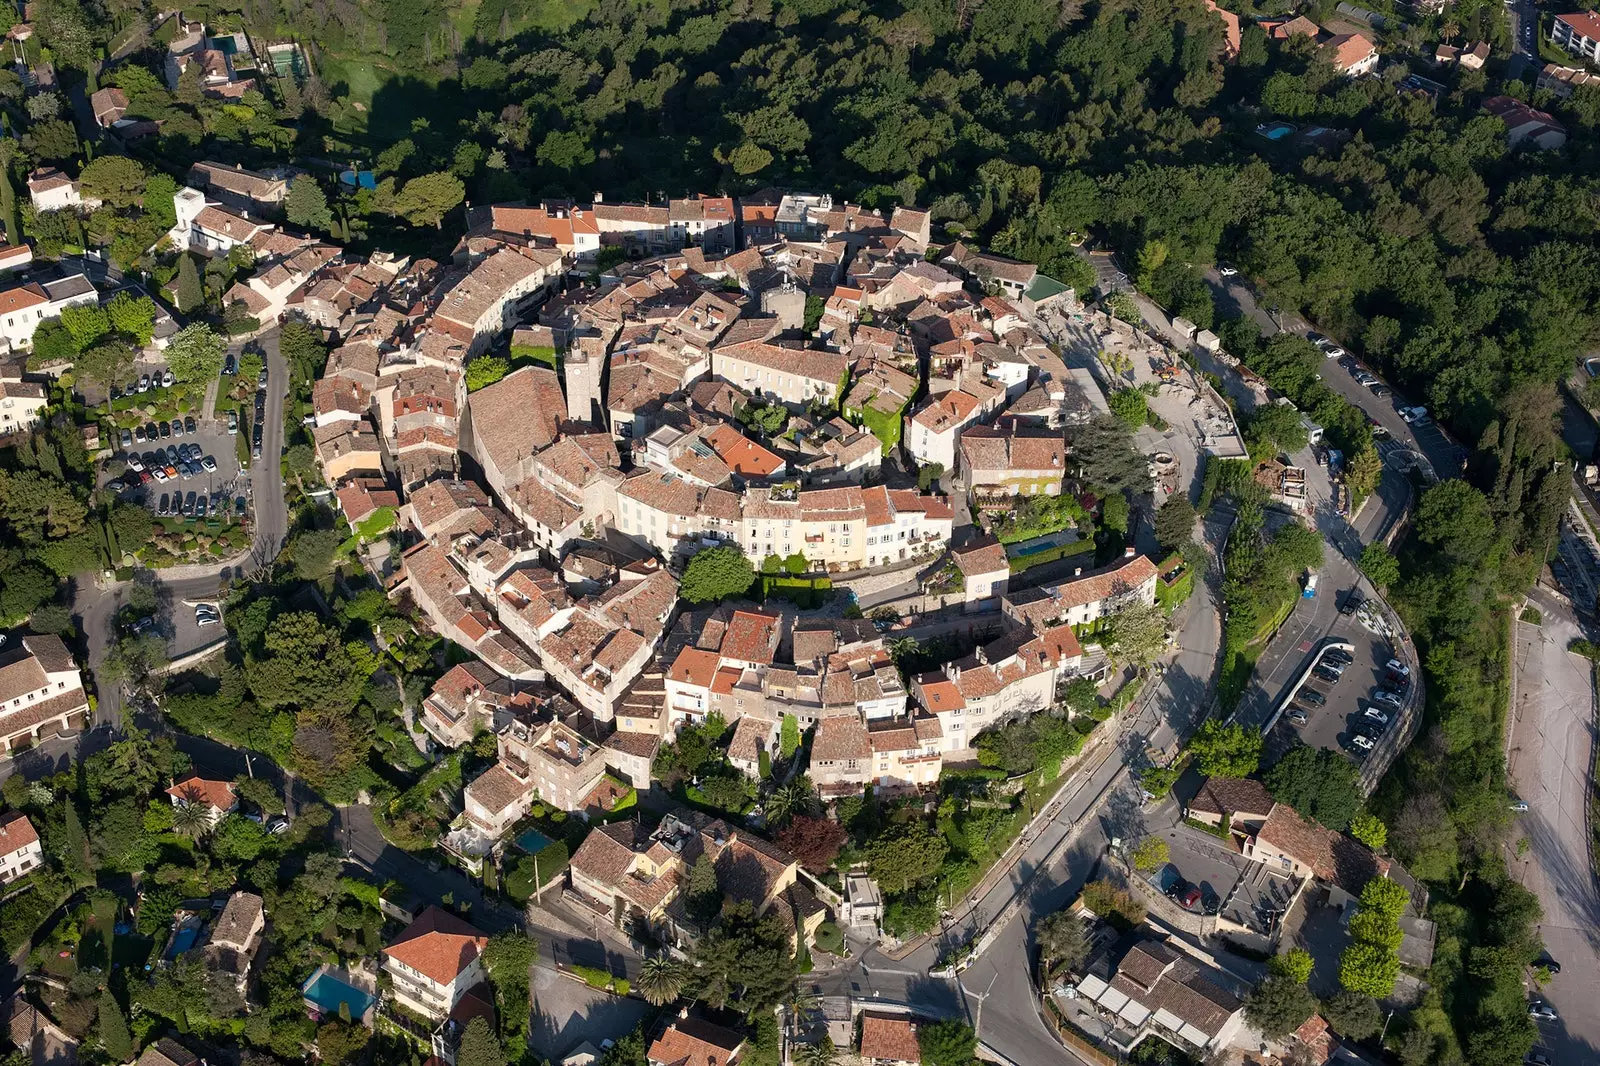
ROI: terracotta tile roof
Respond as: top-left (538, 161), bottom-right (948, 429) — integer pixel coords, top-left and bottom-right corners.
top-left (334, 478), bottom-right (398, 525)
top-left (384, 906), bottom-right (488, 985)
top-left (1558, 9), bottom-right (1600, 37)
top-left (728, 715), bottom-right (776, 763)
top-left (713, 339), bottom-right (850, 387)
top-left (917, 677), bottom-right (965, 714)
top-left (435, 247), bottom-right (556, 332)
top-left (211, 891), bottom-right (263, 949)
top-left (0, 687), bottom-right (89, 741)
top-left (1008, 554), bottom-right (1159, 621)
top-left (137, 1037), bottom-right (200, 1066)
top-left (190, 161), bottom-right (285, 200)
top-left (911, 389), bottom-right (981, 432)
top-left (1258, 803), bottom-right (1389, 894)
top-left (167, 774), bottom-right (236, 812)
top-left (21, 639), bottom-right (75, 677)
top-left (507, 475), bottom-right (582, 533)
top-left (647, 1017), bottom-right (745, 1066)
top-left (721, 610), bottom-right (779, 664)
top-left (668, 646), bottom-right (721, 689)
top-left (859, 1012), bottom-right (922, 1063)
top-left (953, 538), bottom-right (1009, 577)
top-left (886, 489), bottom-right (952, 520)
top-left (1189, 776), bottom-right (1275, 818)
top-left (811, 714), bottom-right (871, 762)
top-left (466, 762), bottom-right (530, 816)
top-left (1324, 32), bottom-right (1375, 70)
top-left (0, 811), bottom-right (38, 853)
top-left (704, 424), bottom-right (784, 477)
top-left (467, 365), bottom-right (565, 471)
top-left (0, 283), bottom-right (48, 316)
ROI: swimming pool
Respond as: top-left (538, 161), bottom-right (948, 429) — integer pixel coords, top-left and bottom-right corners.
top-left (303, 970), bottom-right (375, 1021)
top-left (1263, 126), bottom-right (1292, 140)
top-left (165, 926), bottom-right (201, 959)
top-left (515, 828), bottom-right (553, 854)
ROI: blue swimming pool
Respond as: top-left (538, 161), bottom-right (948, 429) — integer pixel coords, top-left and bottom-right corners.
top-left (1263, 125), bottom-right (1293, 140)
top-left (515, 828), bottom-right (553, 854)
top-left (303, 971), bottom-right (375, 1020)
top-left (166, 926), bottom-right (200, 959)
top-left (1013, 540), bottom-right (1058, 557)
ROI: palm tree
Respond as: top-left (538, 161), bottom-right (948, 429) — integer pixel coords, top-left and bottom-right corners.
top-left (795, 1037), bottom-right (838, 1066)
top-left (765, 780), bottom-right (817, 828)
top-left (635, 955), bottom-right (688, 1007)
top-left (782, 983), bottom-right (819, 1029)
top-left (170, 795), bottom-right (211, 841)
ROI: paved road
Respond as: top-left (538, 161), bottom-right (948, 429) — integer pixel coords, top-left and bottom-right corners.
top-left (1507, 0), bottom-right (1540, 81)
top-left (1203, 271), bottom-right (1461, 481)
top-left (70, 329), bottom-right (292, 728)
top-left (814, 514), bottom-right (1228, 1065)
top-left (1508, 585), bottom-right (1600, 1065)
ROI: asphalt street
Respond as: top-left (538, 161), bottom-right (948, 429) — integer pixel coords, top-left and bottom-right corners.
top-left (813, 514), bottom-right (1227, 1065)
top-left (1508, 585), bottom-right (1600, 1065)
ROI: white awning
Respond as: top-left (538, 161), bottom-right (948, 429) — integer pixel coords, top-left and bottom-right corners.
top-left (1118, 999), bottom-right (1151, 1026)
top-left (1152, 1007), bottom-right (1185, 1033)
top-left (1179, 1023), bottom-right (1211, 1047)
top-left (1097, 987), bottom-right (1129, 1013)
top-left (1076, 974), bottom-right (1109, 999)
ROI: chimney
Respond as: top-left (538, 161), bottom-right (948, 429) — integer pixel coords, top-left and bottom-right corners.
top-left (1074, 567), bottom-right (1083, 577)
top-left (1124, 546), bottom-right (1136, 559)
top-left (594, 192), bottom-right (604, 203)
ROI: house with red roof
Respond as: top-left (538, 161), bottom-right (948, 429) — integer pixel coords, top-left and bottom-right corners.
top-left (0, 811), bottom-right (41, 883)
top-left (167, 774), bottom-right (238, 826)
top-left (647, 1014), bottom-right (746, 1066)
top-left (382, 906), bottom-right (490, 1024)
top-left (1552, 9), bottom-right (1600, 63)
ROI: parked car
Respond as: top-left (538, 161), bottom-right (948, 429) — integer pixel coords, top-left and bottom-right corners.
top-left (1371, 690), bottom-right (1403, 708)
top-left (202, 455), bottom-right (217, 472)
top-left (1510, 800), bottom-right (1530, 813)
top-left (119, 428), bottom-right (133, 448)
top-left (1385, 659), bottom-right (1410, 676)
top-left (1307, 332), bottom-right (1327, 346)
top-left (1322, 648), bottom-right (1353, 665)
top-left (1370, 384), bottom-right (1391, 398)
top-left (1313, 666), bottom-right (1343, 684)
top-left (1218, 264), bottom-right (1239, 277)
top-left (185, 416), bottom-right (196, 434)
top-left (161, 370), bottom-right (174, 388)
top-left (258, 367), bottom-right (269, 386)
top-left (1400, 406), bottom-right (1429, 424)
top-left (1536, 955), bottom-right (1560, 975)
top-left (136, 374), bottom-right (151, 393)
top-left (1528, 1001), bottom-right (1557, 1022)
top-left (223, 353), bottom-right (237, 376)
top-left (157, 420), bottom-right (171, 439)
top-left (133, 425), bottom-right (147, 444)
top-left (1363, 706), bottom-right (1390, 725)
top-left (1349, 734), bottom-right (1375, 752)
top-left (1298, 688), bottom-right (1326, 707)
top-left (157, 493), bottom-right (169, 515)
top-left (1287, 708), bottom-right (1309, 726)
top-left (1323, 345), bottom-right (1346, 359)
top-left (196, 496), bottom-right (207, 518)
top-left (227, 410), bottom-right (239, 433)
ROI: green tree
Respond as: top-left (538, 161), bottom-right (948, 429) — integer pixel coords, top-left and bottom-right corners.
top-left (1322, 990), bottom-right (1382, 1040)
top-left (315, 1020), bottom-right (369, 1066)
top-left (29, 320), bottom-right (77, 364)
top-left (680, 546), bottom-right (755, 604)
top-left (1246, 975), bottom-right (1317, 1038)
top-left (1246, 403), bottom-right (1310, 455)
top-left (1264, 744), bottom-right (1363, 831)
top-left (1154, 495), bottom-right (1196, 552)
top-left (164, 323), bottom-right (227, 383)
top-left (1035, 910), bottom-right (1089, 976)
top-left (917, 1019), bottom-right (977, 1066)
top-left (174, 254), bottom-right (203, 313)
top-left (59, 304), bottom-right (109, 348)
top-left (1131, 836), bottom-right (1169, 872)
top-left (1105, 600), bottom-right (1167, 667)
top-left (78, 155), bottom-right (146, 209)
top-left (780, 714), bottom-right (800, 759)
top-left (795, 1037), bottom-right (837, 1066)
top-left (285, 174), bottom-right (334, 231)
top-left (1108, 388), bottom-right (1149, 429)
top-left (76, 340), bottom-right (135, 409)
top-left (1271, 947), bottom-right (1314, 984)
top-left (868, 821), bottom-right (948, 894)
top-left (1188, 720), bottom-right (1262, 778)
top-left (106, 292), bottom-right (156, 346)
top-left (465, 355), bottom-right (510, 392)
top-left (393, 171), bottom-right (466, 229)
top-left (1349, 813), bottom-right (1387, 851)
top-left (1359, 541), bottom-right (1400, 589)
top-left (97, 988), bottom-right (132, 1062)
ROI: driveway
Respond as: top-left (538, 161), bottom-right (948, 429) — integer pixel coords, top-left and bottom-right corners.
top-left (69, 328), bottom-right (293, 726)
top-left (1507, 587), bottom-right (1600, 1065)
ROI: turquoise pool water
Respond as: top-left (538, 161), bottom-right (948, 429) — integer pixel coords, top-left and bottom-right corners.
top-left (1013, 540), bottom-right (1058, 556)
top-left (1263, 125), bottom-right (1293, 140)
top-left (515, 828), bottom-right (553, 854)
top-left (303, 971), bottom-right (374, 1020)
top-left (165, 926), bottom-right (200, 959)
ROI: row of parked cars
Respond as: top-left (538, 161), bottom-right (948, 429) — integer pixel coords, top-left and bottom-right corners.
top-left (110, 370), bottom-right (174, 399)
top-left (127, 443), bottom-right (217, 483)
top-left (123, 416), bottom-right (196, 448)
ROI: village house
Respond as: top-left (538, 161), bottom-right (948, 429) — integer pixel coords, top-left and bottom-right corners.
top-left (419, 661), bottom-right (533, 749)
top-left (905, 388), bottom-right (985, 474)
top-left (205, 890), bottom-right (265, 992)
top-left (958, 424), bottom-right (1067, 502)
top-left (948, 538), bottom-right (1012, 612)
top-left (464, 713), bottom-right (612, 833)
top-left (0, 375), bottom-right (48, 435)
top-left (1323, 32), bottom-right (1379, 76)
top-left (0, 274), bottom-right (98, 353)
top-left (382, 906), bottom-right (491, 1024)
top-left (433, 246), bottom-right (565, 354)
top-left (1484, 95), bottom-right (1568, 150)
top-left (711, 340), bottom-right (849, 410)
top-left (0, 635), bottom-right (91, 760)
top-left (1002, 551), bottom-right (1161, 630)
top-left (647, 1016), bottom-right (746, 1066)
top-left (167, 774), bottom-right (238, 826)
top-left (25, 168), bottom-right (100, 213)
top-left (171, 186), bottom-right (274, 256)
top-left (858, 1011), bottom-right (924, 1066)
top-left (0, 811), bottom-right (42, 883)
top-left (1070, 937), bottom-right (1247, 1058)
top-left (187, 161), bottom-right (290, 210)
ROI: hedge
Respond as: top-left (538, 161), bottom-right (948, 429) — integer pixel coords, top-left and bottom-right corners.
top-left (570, 963), bottom-right (627, 995)
top-left (505, 840), bottom-right (570, 902)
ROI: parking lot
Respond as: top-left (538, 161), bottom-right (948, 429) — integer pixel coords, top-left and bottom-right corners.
top-left (1264, 597), bottom-right (1412, 765)
top-left (114, 411), bottom-right (250, 523)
